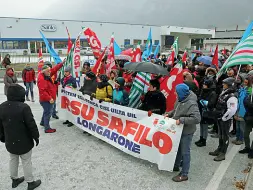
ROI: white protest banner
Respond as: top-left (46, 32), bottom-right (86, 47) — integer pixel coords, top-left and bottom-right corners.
top-left (59, 87), bottom-right (183, 171)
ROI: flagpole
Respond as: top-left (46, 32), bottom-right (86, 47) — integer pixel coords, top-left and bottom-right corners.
top-left (235, 64), bottom-right (242, 80)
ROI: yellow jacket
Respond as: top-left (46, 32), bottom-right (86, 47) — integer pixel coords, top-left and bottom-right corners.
top-left (94, 85), bottom-right (113, 102)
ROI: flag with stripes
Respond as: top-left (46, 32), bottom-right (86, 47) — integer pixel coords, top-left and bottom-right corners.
top-left (219, 32), bottom-right (253, 72)
top-left (128, 72), bottom-right (151, 108)
top-left (172, 37), bottom-right (179, 57)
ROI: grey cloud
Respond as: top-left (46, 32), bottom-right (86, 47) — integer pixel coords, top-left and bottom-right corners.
top-left (39, 0), bottom-right (253, 28)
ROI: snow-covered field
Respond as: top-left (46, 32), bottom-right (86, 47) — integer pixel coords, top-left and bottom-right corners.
top-left (0, 83), bottom-right (251, 190)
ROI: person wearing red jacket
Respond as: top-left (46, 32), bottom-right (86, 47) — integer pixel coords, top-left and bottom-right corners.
top-left (22, 64), bottom-right (36, 102)
top-left (37, 61), bottom-right (64, 133)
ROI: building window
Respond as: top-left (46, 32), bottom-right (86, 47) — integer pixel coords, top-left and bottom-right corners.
top-left (124, 39), bottom-right (130, 46)
top-left (1, 41), bottom-right (28, 49)
top-left (133, 39), bottom-right (142, 45)
top-left (54, 41), bottom-right (68, 49)
top-left (154, 40), bottom-right (159, 45)
top-left (80, 39), bottom-right (89, 48)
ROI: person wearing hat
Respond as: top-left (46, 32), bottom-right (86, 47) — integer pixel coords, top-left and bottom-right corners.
top-left (61, 66), bottom-right (77, 127)
top-left (209, 77), bottom-right (238, 161)
top-left (37, 59), bottom-right (65, 133)
top-left (195, 79), bottom-right (217, 147)
top-left (79, 71), bottom-right (97, 96)
top-left (139, 79), bottom-right (166, 115)
top-left (165, 83), bottom-right (201, 182)
top-left (44, 61), bottom-right (61, 119)
top-left (91, 74), bottom-right (113, 103)
top-left (112, 77), bottom-right (129, 106)
top-left (82, 62), bottom-right (91, 74)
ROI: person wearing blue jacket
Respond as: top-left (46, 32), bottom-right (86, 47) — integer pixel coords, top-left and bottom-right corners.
top-left (113, 77), bottom-right (129, 106)
top-left (61, 66), bottom-right (77, 127)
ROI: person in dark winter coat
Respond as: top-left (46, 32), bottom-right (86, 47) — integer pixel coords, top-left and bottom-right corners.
top-left (61, 66), bottom-right (77, 127)
top-left (82, 62), bottom-right (91, 74)
top-left (4, 67), bottom-right (18, 96)
top-left (22, 63), bottom-right (36, 102)
top-left (2, 54), bottom-right (11, 68)
top-left (139, 79), bottom-right (166, 115)
top-left (209, 77), bottom-right (238, 162)
top-left (37, 60), bottom-right (64, 133)
top-left (113, 77), bottom-right (129, 106)
top-left (79, 71), bottom-right (97, 96)
top-left (195, 79), bottom-right (217, 147)
top-left (165, 83), bottom-right (201, 182)
top-left (0, 84), bottom-right (41, 190)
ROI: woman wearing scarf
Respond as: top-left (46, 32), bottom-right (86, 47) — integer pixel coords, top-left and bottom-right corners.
top-left (4, 66), bottom-right (18, 96)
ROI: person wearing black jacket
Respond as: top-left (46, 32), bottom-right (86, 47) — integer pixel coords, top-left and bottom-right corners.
top-left (195, 79), bottom-right (217, 147)
top-left (0, 84), bottom-right (41, 190)
top-left (79, 71), bottom-right (97, 96)
top-left (139, 79), bottom-right (166, 115)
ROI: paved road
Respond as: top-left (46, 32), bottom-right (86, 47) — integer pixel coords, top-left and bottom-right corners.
top-left (0, 83), bottom-right (252, 190)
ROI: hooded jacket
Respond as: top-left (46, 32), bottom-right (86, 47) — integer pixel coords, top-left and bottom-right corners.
top-left (0, 84), bottom-right (39, 155)
top-left (37, 63), bottom-right (63, 102)
top-left (168, 91), bottom-right (201, 135)
top-left (22, 66), bottom-right (36, 83)
top-left (4, 68), bottom-right (18, 95)
top-left (113, 77), bottom-right (129, 106)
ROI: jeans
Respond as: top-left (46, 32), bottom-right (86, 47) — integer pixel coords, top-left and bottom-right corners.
top-left (52, 102), bottom-right (57, 117)
top-left (244, 122), bottom-right (253, 149)
top-left (40, 101), bottom-right (53, 130)
top-left (236, 120), bottom-right (245, 141)
top-left (10, 150), bottom-right (34, 182)
top-left (217, 119), bottom-right (231, 154)
top-left (174, 133), bottom-right (194, 177)
top-left (25, 82), bottom-right (34, 98)
top-left (200, 123), bottom-right (208, 139)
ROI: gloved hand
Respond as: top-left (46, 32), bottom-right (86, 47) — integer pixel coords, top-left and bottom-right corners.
top-left (148, 110), bottom-right (152, 117)
top-left (23, 82), bottom-right (26, 86)
top-left (90, 94), bottom-right (95, 101)
top-left (34, 138), bottom-right (39, 146)
top-left (34, 81), bottom-right (36, 85)
top-left (99, 99), bottom-right (105, 103)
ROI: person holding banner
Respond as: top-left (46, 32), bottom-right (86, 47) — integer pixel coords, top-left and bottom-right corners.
top-left (37, 60), bottom-right (64, 133)
top-left (61, 66), bottom-right (77, 127)
top-left (165, 83), bottom-right (201, 182)
top-left (79, 71), bottom-right (97, 96)
top-left (112, 77), bottom-right (129, 106)
top-left (91, 74), bottom-right (113, 103)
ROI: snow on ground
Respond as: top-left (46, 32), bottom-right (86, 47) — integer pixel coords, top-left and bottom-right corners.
top-left (0, 83), bottom-right (251, 190)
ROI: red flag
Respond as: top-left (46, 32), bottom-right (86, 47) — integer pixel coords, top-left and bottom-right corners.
top-left (37, 48), bottom-right (44, 73)
top-left (182, 50), bottom-right (187, 62)
top-left (83, 28), bottom-right (102, 58)
top-left (121, 48), bottom-right (133, 56)
top-left (106, 35), bottom-right (116, 76)
top-left (92, 47), bottom-right (107, 76)
top-left (132, 45), bottom-right (141, 62)
top-left (212, 45), bottom-right (219, 68)
top-left (166, 50), bottom-right (175, 65)
top-left (66, 27), bottom-right (72, 54)
top-left (160, 63), bottom-right (186, 112)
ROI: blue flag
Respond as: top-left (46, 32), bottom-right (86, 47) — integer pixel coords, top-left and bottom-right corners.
top-left (39, 31), bottom-right (62, 64)
top-left (153, 43), bottom-right (160, 58)
top-left (240, 21), bottom-right (253, 44)
top-left (142, 28), bottom-right (152, 60)
top-left (114, 40), bottom-right (121, 55)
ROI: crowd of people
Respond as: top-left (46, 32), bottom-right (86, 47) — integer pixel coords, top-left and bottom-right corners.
top-left (0, 49), bottom-right (253, 188)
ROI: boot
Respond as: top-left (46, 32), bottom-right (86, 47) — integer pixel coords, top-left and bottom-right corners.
top-left (214, 153), bottom-right (226, 162)
top-left (67, 122), bottom-right (74, 127)
top-left (248, 149), bottom-right (253, 159)
top-left (27, 180), bottom-right (41, 190)
top-left (63, 120), bottom-right (70, 125)
top-left (26, 97), bottom-right (30, 101)
top-left (239, 147), bottom-right (250, 154)
top-left (196, 139), bottom-right (206, 147)
top-left (52, 115), bottom-right (59, 119)
top-left (209, 148), bottom-right (220, 156)
top-left (12, 176), bottom-right (24, 188)
top-left (45, 129), bottom-right (56, 133)
top-left (195, 137), bottom-right (203, 146)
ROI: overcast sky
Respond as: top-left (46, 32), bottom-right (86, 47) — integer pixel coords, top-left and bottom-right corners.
top-left (1, 0), bottom-right (253, 28)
